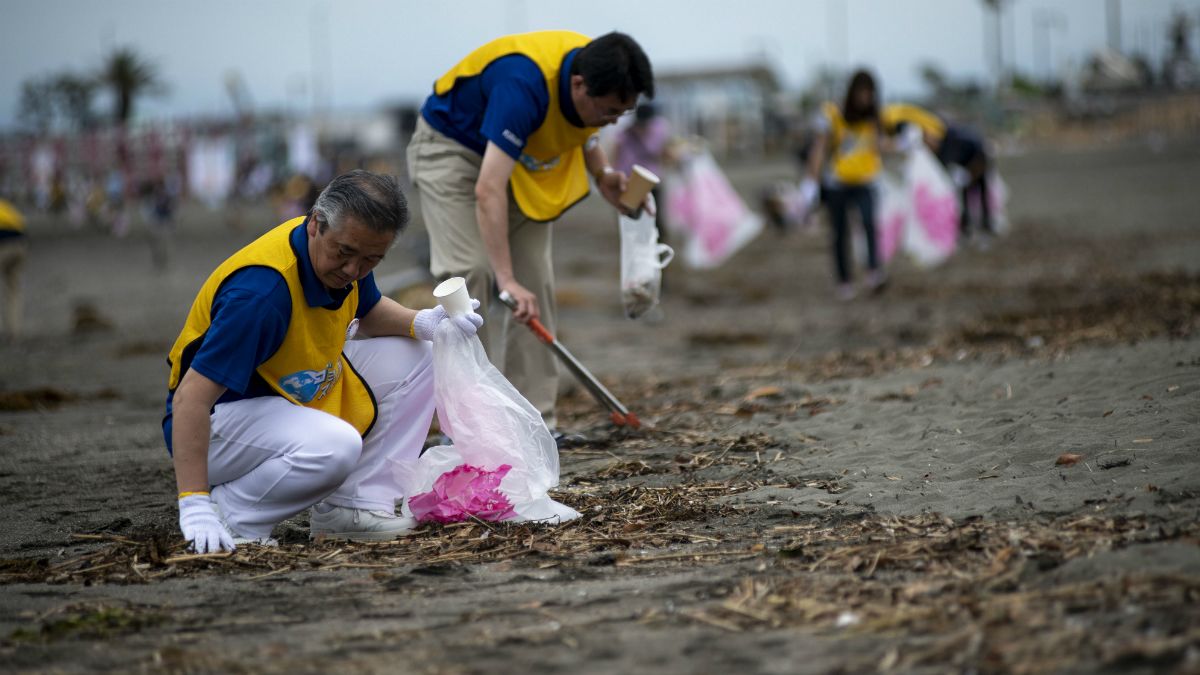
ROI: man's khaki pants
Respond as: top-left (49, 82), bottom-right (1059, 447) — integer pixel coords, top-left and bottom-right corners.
top-left (0, 238), bottom-right (25, 339)
top-left (406, 117), bottom-right (560, 428)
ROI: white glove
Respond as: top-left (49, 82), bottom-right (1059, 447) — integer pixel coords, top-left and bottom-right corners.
top-left (178, 494), bottom-right (236, 553)
top-left (412, 299), bottom-right (484, 341)
top-left (896, 123), bottom-right (923, 153)
top-left (949, 165), bottom-right (972, 189)
top-left (799, 177), bottom-right (819, 207)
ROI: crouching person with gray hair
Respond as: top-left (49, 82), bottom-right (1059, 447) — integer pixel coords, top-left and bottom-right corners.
top-left (164, 170), bottom-right (483, 551)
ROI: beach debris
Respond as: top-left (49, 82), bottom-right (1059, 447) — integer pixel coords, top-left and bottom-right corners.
top-left (744, 386), bottom-right (783, 401)
top-left (408, 464), bottom-right (517, 524)
top-left (1056, 453), bottom-right (1084, 467)
top-left (0, 387), bottom-right (119, 412)
top-left (71, 300), bottom-right (115, 334)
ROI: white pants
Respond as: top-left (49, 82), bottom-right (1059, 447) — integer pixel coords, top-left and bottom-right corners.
top-left (208, 337), bottom-right (434, 539)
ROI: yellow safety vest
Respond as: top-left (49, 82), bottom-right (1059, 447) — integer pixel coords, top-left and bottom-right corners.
top-left (434, 30), bottom-right (598, 222)
top-left (0, 199), bottom-right (24, 234)
top-left (882, 103), bottom-right (947, 144)
top-left (822, 102), bottom-right (882, 185)
top-left (167, 218), bottom-right (377, 436)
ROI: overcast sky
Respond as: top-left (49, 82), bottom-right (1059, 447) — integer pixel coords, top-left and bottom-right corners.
top-left (3, 0), bottom-right (1198, 127)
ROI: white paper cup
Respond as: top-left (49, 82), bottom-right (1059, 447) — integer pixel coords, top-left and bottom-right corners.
top-left (619, 164), bottom-right (661, 211)
top-left (433, 277), bottom-right (471, 318)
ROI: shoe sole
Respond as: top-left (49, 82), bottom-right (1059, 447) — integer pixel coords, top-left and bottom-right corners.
top-left (310, 529), bottom-right (417, 542)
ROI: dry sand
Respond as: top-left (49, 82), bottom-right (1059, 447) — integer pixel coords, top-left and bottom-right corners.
top-left (1, 138), bottom-right (1198, 674)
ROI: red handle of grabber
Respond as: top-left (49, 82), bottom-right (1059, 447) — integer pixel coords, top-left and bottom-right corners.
top-left (526, 317), bottom-right (556, 345)
top-left (498, 290), bottom-right (641, 429)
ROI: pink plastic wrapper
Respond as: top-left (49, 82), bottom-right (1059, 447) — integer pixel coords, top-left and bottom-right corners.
top-left (408, 463), bottom-right (518, 524)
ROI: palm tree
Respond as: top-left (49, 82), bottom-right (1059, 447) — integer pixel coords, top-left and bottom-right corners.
top-left (98, 47), bottom-right (165, 125)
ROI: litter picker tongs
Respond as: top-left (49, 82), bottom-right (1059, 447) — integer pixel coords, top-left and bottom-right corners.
top-left (498, 290), bottom-right (641, 429)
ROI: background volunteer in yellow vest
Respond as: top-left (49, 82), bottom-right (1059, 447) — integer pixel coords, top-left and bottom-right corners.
top-left (164, 171), bottom-right (484, 552)
top-left (407, 30), bottom-right (655, 435)
top-left (883, 103), bottom-right (996, 242)
top-left (805, 69), bottom-right (891, 301)
top-left (0, 197), bottom-right (26, 340)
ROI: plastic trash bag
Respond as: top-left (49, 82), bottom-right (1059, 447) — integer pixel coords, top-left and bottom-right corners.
top-left (901, 145), bottom-right (959, 267)
top-left (396, 320), bottom-right (580, 525)
top-left (876, 172), bottom-right (908, 265)
top-left (619, 196), bottom-right (674, 319)
top-left (663, 149), bottom-right (762, 269)
top-left (965, 169), bottom-right (1010, 236)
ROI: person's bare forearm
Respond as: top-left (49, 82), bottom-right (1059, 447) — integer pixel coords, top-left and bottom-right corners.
top-left (170, 371), bottom-right (226, 495)
top-left (358, 296), bottom-right (419, 338)
top-left (584, 137), bottom-right (611, 180)
top-left (476, 185), bottom-right (515, 285)
top-left (807, 134), bottom-right (825, 181)
top-left (172, 394), bottom-right (213, 494)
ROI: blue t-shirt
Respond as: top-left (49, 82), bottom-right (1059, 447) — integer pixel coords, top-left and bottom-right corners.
top-left (162, 221), bottom-right (382, 453)
top-left (421, 49), bottom-right (583, 160)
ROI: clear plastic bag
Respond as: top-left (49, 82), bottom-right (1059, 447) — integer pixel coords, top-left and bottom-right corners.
top-left (901, 145), bottom-right (960, 267)
top-left (619, 196), bottom-right (674, 319)
top-left (663, 148), bottom-right (763, 269)
top-left (395, 319), bottom-right (580, 524)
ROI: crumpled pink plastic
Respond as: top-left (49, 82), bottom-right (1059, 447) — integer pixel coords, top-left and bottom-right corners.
top-left (408, 463), bottom-right (518, 524)
top-left (913, 183), bottom-right (959, 252)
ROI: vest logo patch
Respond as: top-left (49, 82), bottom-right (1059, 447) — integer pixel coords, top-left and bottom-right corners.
top-left (518, 152), bottom-right (560, 172)
top-left (502, 129), bottom-right (525, 148)
top-left (279, 361), bottom-right (341, 403)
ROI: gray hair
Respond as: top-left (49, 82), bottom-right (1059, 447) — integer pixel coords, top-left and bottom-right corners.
top-left (311, 169), bottom-right (409, 235)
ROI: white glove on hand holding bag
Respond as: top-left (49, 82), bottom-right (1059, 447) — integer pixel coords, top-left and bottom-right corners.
top-left (412, 299), bottom-right (484, 342)
top-left (178, 494), bottom-right (236, 553)
top-left (799, 177), bottom-right (820, 209)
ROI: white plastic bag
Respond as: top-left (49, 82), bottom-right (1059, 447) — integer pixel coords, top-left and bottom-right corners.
top-left (663, 149), bottom-right (762, 269)
top-left (875, 172), bottom-right (908, 265)
top-left (396, 320), bottom-right (580, 524)
top-left (901, 145), bottom-right (960, 267)
top-left (619, 198), bottom-right (674, 319)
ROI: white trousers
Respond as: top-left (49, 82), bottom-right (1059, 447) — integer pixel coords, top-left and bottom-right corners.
top-left (208, 337), bottom-right (434, 539)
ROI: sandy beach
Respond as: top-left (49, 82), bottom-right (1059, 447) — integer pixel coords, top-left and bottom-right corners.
top-left (1, 138), bottom-right (1198, 674)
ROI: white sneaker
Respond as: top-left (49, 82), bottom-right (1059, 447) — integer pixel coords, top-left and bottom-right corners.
top-left (309, 503), bottom-right (419, 541)
top-left (211, 496), bottom-right (278, 547)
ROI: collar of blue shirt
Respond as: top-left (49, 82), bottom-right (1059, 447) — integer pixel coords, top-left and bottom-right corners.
top-left (559, 48), bottom-right (585, 128)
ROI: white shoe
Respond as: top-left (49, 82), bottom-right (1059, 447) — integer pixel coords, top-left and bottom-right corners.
top-left (211, 496), bottom-right (278, 547)
top-left (309, 503), bottom-right (419, 541)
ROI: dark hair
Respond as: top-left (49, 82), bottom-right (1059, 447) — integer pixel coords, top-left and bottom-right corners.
top-left (842, 69), bottom-right (879, 125)
top-left (311, 169), bottom-right (409, 236)
top-left (572, 32), bottom-right (654, 102)
top-left (634, 103), bottom-right (657, 123)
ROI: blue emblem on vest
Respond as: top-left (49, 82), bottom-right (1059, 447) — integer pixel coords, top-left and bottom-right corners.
top-left (279, 370), bottom-right (323, 402)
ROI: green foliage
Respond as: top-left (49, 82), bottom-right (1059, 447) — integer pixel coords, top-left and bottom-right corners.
top-left (98, 46), bottom-right (166, 125)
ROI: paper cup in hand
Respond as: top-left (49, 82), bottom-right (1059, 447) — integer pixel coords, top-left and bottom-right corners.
top-left (433, 277), bottom-right (471, 318)
top-left (619, 164), bottom-right (660, 212)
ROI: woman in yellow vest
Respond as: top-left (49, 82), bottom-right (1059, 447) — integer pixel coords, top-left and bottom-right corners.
top-left (165, 171), bottom-right (483, 552)
top-left (883, 103), bottom-right (995, 242)
top-left (407, 31), bottom-right (655, 437)
top-left (805, 69), bottom-right (889, 301)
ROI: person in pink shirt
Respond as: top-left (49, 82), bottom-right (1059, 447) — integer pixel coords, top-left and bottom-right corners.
top-left (613, 104), bottom-right (673, 245)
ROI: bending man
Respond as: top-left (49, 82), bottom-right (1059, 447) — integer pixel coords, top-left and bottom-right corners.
top-left (407, 30), bottom-right (654, 435)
